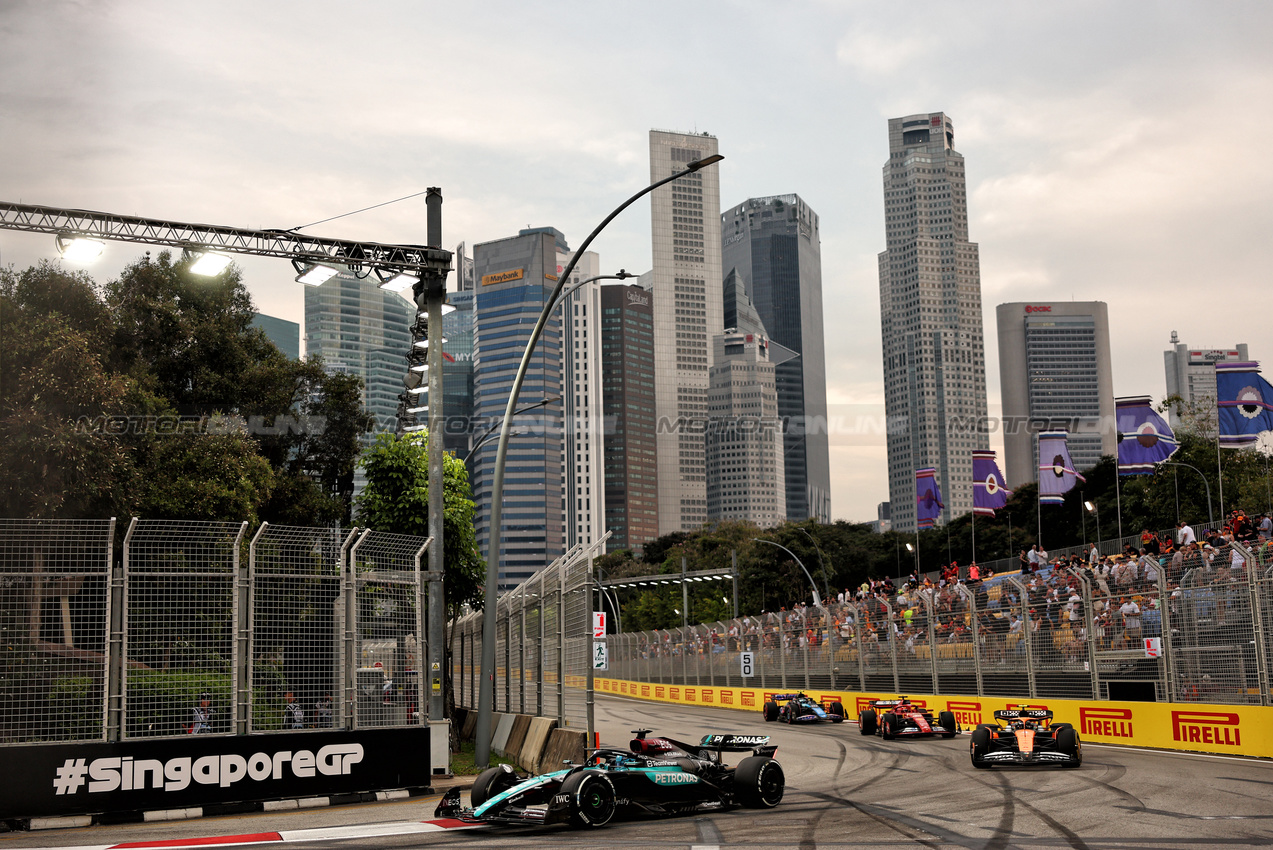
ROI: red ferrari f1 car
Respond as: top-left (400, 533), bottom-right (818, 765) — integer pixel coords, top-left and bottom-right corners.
top-left (858, 696), bottom-right (958, 740)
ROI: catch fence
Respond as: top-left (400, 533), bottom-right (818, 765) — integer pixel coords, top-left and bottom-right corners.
top-left (451, 535), bottom-right (608, 733)
top-left (607, 540), bottom-right (1273, 707)
top-left (0, 518), bottom-right (431, 746)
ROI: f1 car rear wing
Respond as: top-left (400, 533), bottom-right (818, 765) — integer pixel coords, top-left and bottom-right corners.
top-left (700, 734), bottom-right (777, 758)
top-left (869, 698), bottom-right (906, 708)
top-left (994, 708), bottom-right (1053, 722)
top-left (769, 693), bottom-right (801, 702)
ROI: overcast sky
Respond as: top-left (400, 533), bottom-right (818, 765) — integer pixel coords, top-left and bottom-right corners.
top-left (3, 1), bottom-right (1271, 523)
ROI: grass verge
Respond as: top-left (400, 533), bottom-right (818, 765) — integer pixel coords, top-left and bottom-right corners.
top-left (449, 739), bottom-right (518, 775)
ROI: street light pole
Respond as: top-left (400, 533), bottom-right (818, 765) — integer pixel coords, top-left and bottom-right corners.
top-left (1161, 461), bottom-right (1214, 526)
top-left (798, 526), bottom-right (832, 602)
top-left (423, 189), bottom-right (447, 723)
top-left (463, 396), bottom-right (562, 465)
top-left (756, 539), bottom-right (821, 606)
top-left (474, 154), bottom-right (724, 767)
top-left (1085, 500), bottom-right (1100, 552)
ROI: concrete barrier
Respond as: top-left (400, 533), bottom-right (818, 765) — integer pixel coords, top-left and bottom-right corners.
top-left (460, 708), bottom-right (478, 741)
top-left (536, 728), bottom-right (587, 774)
top-left (521, 717), bottom-right (557, 772)
top-left (505, 714), bottom-right (532, 763)
top-left (492, 713), bottom-right (515, 756)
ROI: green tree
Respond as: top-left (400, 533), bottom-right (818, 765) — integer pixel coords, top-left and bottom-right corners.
top-left (355, 432), bottom-right (484, 612)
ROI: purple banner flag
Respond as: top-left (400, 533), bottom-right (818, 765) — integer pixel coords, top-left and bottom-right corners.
top-left (1216, 361), bottom-right (1273, 448)
top-left (1116, 396), bottom-right (1179, 475)
top-left (1037, 430), bottom-right (1084, 505)
top-left (973, 450), bottom-right (1012, 516)
top-left (915, 467), bottom-right (944, 529)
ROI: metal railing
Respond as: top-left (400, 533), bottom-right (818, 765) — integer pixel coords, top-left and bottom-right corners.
top-left (607, 539), bottom-right (1273, 706)
top-left (0, 518), bottom-right (431, 746)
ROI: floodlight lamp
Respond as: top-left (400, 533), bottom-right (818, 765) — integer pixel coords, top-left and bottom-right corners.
top-left (407, 386), bottom-right (427, 396)
top-left (403, 423), bottom-right (427, 433)
top-left (906, 543), bottom-right (915, 552)
top-left (377, 269), bottom-right (419, 292)
top-left (1084, 501), bottom-right (1096, 513)
top-left (410, 362), bottom-right (429, 373)
top-left (55, 233), bottom-right (105, 264)
top-left (413, 337), bottom-right (448, 348)
top-left (189, 251), bottom-right (233, 276)
top-left (418, 304), bottom-right (458, 318)
top-left (294, 262), bottom-right (338, 286)
top-left (406, 405), bottom-right (428, 414)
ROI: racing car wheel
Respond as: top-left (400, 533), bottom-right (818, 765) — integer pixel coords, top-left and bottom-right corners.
top-left (938, 710), bottom-right (958, 738)
top-left (880, 713), bottom-right (898, 740)
top-left (560, 769), bottom-right (617, 827)
top-left (1056, 726), bottom-right (1082, 768)
top-left (735, 756), bottom-right (785, 808)
top-left (969, 725), bottom-right (992, 768)
top-left (828, 702), bottom-right (845, 722)
top-left (858, 708), bottom-right (877, 735)
top-left (470, 764), bottom-right (520, 808)
top-left (763, 700), bottom-right (780, 722)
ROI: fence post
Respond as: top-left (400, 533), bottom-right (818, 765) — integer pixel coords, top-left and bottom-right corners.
top-left (586, 558), bottom-right (595, 744)
top-left (881, 599), bottom-right (899, 693)
top-left (558, 564), bottom-right (566, 725)
top-left (1006, 576), bottom-right (1037, 699)
top-left (852, 604), bottom-right (866, 691)
top-left (347, 528), bottom-right (371, 729)
top-left (106, 517), bottom-right (126, 742)
top-left (923, 591), bottom-right (941, 694)
top-left (1067, 568), bottom-right (1100, 700)
top-left (1238, 542), bottom-right (1269, 706)
top-left (1151, 563), bottom-right (1175, 703)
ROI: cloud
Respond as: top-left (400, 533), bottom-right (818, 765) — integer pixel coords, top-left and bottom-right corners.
top-left (835, 26), bottom-right (931, 76)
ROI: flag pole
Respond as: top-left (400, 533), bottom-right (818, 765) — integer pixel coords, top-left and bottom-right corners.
top-left (1115, 461), bottom-right (1123, 541)
top-left (1216, 417), bottom-right (1226, 527)
top-left (1036, 433), bottom-right (1043, 551)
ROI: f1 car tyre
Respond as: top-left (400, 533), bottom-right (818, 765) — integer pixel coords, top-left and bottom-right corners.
top-left (970, 725), bottom-right (991, 769)
top-left (939, 710), bottom-right (958, 738)
top-left (763, 701), bottom-right (780, 722)
top-left (858, 709), bottom-right (877, 735)
top-left (1051, 722), bottom-right (1074, 733)
top-left (1056, 726), bottom-right (1082, 768)
top-left (880, 713), bottom-right (898, 740)
top-left (735, 756), bottom-right (785, 808)
top-left (470, 764), bottom-right (520, 808)
top-left (560, 769), bottom-right (617, 827)
top-left (828, 702), bottom-right (846, 721)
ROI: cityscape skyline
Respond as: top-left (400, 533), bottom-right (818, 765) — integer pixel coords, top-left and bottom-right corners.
top-left (3, 2), bottom-right (1271, 524)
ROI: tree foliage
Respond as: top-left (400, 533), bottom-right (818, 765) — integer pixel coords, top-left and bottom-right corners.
top-left (355, 432), bottom-right (484, 614)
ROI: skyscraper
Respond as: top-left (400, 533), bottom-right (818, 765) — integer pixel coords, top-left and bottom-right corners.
top-left (721, 194), bottom-right (830, 522)
top-left (600, 283), bottom-right (658, 553)
top-left (649, 129), bottom-right (723, 534)
top-left (997, 301), bottom-right (1116, 488)
top-left (441, 287), bottom-right (475, 459)
top-left (878, 112), bottom-right (989, 531)
top-left (303, 269), bottom-right (413, 431)
top-left (1163, 332), bottom-right (1250, 431)
top-left (706, 329), bottom-right (785, 526)
top-left (556, 248), bottom-right (606, 552)
top-left (471, 231), bottom-right (565, 590)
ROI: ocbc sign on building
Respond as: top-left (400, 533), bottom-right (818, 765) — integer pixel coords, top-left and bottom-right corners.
top-left (1025, 305), bottom-right (1053, 313)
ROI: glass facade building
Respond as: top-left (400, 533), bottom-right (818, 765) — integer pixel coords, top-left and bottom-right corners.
top-left (471, 231), bottom-right (565, 590)
top-left (721, 194), bottom-right (830, 522)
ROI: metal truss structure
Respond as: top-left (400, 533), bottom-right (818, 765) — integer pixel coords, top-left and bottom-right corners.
top-left (0, 201), bottom-right (451, 277)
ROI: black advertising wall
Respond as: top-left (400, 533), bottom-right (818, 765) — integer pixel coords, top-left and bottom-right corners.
top-left (1, 727), bottom-right (431, 820)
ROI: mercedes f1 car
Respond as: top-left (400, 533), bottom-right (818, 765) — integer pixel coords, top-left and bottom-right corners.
top-left (434, 729), bottom-right (785, 828)
top-left (858, 696), bottom-right (958, 739)
top-left (762, 692), bottom-right (846, 723)
top-left (969, 708), bottom-right (1081, 768)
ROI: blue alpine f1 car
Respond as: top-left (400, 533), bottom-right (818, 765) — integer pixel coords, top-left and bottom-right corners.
top-left (434, 729), bottom-right (784, 828)
top-left (762, 692), bottom-right (846, 723)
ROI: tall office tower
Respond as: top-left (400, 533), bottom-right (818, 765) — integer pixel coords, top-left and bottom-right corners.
top-left (997, 302), bottom-right (1116, 488)
top-left (649, 129), bottom-right (723, 534)
top-left (721, 194), bottom-right (831, 522)
top-left (252, 313), bottom-right (300, 360)
top-left (471, 231), bottom-right (565, 590)
top-left (303, 269), bottom-right (413, 431)
top-left (705, 330), bottom-right (785, 526)
top-left (556, 248), bottom-right (605, 552)
top-left (455, 242), bottom-right (476, 291)
top-left (878, 112), bottom-right (989, 531)
top-left (1163, 332), bottom-right (1250, 431)
top-left (441, 288), bottom-right (475, 459)
top-left (600, 283), bottom-right (659, 553)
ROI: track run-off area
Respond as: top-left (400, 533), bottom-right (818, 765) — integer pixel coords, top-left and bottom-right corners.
top-left (7, 693), bottom-right (1273, 850)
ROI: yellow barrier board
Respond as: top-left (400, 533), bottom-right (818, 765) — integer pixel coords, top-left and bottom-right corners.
top-left (595, 677), bottom-right (1273, 758)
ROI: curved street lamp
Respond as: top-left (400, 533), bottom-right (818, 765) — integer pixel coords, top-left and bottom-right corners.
top-left (798, 526), bottom-right (832, 602)
top-left (756, 539), bottom-right (822, 606)
top-left (475, 153), bottom-right (724, 767)
top-left (1161, 461), bottom-right (1214, 526)
top-left (462, 396), bottom-right (561, 465)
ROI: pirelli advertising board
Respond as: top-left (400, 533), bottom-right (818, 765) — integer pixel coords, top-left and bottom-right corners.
top-left (594, 677), bottom-right (1271, 758)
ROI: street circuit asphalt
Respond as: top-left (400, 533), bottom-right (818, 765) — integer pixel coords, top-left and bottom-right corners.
top-left (6, 693), bottom-right (1273, 849)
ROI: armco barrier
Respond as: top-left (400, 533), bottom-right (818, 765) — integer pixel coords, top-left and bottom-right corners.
top-left (596, 676), bottom-right (1272, 759)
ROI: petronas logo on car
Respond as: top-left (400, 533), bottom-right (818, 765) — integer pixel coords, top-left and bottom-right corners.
top-left (651, 772), bottom-right (699, 785)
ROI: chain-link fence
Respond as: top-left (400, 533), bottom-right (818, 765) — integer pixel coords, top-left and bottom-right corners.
top-left (606, 539), bottom-right (1273, 707)
top-left (451, 537), bottom-right (608, 732)
top-left (0, 519), bottom-right (116, 744)
top-left (0, 518), bottom-right (432, 746)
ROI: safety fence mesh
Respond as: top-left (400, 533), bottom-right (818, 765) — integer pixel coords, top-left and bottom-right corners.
top-left (0, 519), bottom-right (431, 746)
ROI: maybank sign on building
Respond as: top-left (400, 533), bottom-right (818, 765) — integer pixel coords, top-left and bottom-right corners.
top-left (482, 268), bottom-right (525, 286)
top-left (595, 677), bottom-right (1270, 758)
